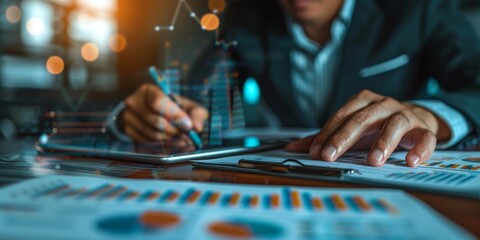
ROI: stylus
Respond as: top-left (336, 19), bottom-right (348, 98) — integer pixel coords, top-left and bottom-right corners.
top-left (148, 66), bottom-right (204, 150)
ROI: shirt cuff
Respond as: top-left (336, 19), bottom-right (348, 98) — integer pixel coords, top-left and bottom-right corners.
top-left (409, 99), bottom-right (471, 149)
top-left (104, 102), bottom-right (132, 142)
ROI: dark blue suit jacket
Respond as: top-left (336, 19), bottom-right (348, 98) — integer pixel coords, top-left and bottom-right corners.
top-left (188, 0), bottom-right (480, 134)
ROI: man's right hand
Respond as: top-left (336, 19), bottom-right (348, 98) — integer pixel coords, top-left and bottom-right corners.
top-left (121, 83), bottom-right (209, 142)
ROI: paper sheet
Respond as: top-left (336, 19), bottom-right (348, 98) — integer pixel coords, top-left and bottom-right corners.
top-left (0, 175), bottom-right (472, 239)
top-left (198, 150), bottom-right (480, 198)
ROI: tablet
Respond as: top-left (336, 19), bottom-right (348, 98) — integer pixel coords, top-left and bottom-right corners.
top-left (35, 133), bottom-right (285, 164)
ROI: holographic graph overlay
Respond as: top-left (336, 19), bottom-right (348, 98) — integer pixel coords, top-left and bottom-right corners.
top-left (154, 0), bottom-right (237, 49)
top-left (44, 111), bottom-right (109, 135)
top-left (203, 59), bottom-right (245, 145)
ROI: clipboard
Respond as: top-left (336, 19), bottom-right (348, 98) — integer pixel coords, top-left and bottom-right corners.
top-left (193, 157), bottom-right (480, 199)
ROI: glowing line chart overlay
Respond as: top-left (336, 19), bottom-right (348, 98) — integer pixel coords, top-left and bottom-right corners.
top-left (154, 0), bottom-right (238, 49)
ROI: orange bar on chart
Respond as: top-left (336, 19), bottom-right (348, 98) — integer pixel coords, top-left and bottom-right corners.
top-left (106, 187), bottom-right (128, 199)
top-left (187, 191), bottom-right (201, 204)
top-left (208, 192), bottom-right (221, 205)
top-left (271, 194), bottom-right (280, 208)
top-left (167, 192), bottom-right (179, 202)
top-left (331, 194), bottom-right (347, 211)
top-left (312, 198), bottom-right (323, 210)
top-left (229, 193), bottom-right (240, 206)
top-left (378, 199), bottom-right (397, 214)
top-left (126, 191), bottom-right (140, 200)
top-left (291, 191), bottom-right (301, 209)
top-left (87, 184), bottom-right (113, 198)
top-left (147, 192), bottom-right (160, 201)
top-left (45, 185), bottom-right (70, 196)
top-left (250, 196), bottom-right (259, 207)
top-left (353, 196), bottom-right (372, 211)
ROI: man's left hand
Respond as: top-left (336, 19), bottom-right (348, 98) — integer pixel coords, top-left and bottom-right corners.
top-left (286, 90), bottom-right (451, 167)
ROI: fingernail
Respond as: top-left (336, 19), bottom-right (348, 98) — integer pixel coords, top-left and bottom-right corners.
top-left (310, 144), bottom-right (323, 158)
top-left (411, 154), bottom-right (421, 166)
top-left (371, 149), bottom-right (384, 164)
top-left (322, 145), bottom-right (337, 160)
top-left (158, 120), bottom-right (165, 131)
top-left (175, 118), bottom-right (193, 131)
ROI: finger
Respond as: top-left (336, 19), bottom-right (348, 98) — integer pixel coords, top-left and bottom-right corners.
top-left (403, 129), bottom-right (436, 167)
top-left (123, 110), bottom-right (171, 141)
top-left (349, 133), bottom-right (379, 150)
top-left (175, 96), bottom-right (209, 132)
top-left (367, 111), bottom-right (414, 167)
top-left (124, 125), bottom-right (150, 143)
top-left (285, 135), bottom-right (316, 152)
top-left (124, 85), bottom-right (182, 135)
top-left (145, 115), bottom-right (180, 136)
top-left (188, 105), bottom-right (209, 132)
top-left (318, 97), bottom-right (403, 161)
top-left (146, 88), bottom-right (194, 132)
top-left (309, 90), bottom-right (382, 158)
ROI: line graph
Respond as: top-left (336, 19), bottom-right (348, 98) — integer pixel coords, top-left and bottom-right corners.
top-left (154, 0), bottom-right (237, 49)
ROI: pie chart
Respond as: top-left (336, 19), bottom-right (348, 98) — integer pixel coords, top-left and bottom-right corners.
top-left (97, 211), bottom-right (181, 236)
top-left (208, 218), bottom-right (284, 239)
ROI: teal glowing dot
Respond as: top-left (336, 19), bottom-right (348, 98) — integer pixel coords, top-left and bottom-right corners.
top-left (243, 77), bottom-right (260, 105)
top-left (39, 134), bottom-right (49, 145)
top-left (244, 136), bottom-right (260, 148)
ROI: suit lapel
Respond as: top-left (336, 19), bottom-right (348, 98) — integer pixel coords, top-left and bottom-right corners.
top-left (327, 0), bottom-right (385, 118)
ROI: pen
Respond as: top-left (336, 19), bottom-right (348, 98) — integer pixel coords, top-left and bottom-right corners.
top-left (237, 159), bottom-right (359, 176)
top-left (148, 66), bottom-right (204, 150)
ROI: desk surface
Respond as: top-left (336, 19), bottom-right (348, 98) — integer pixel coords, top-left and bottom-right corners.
top-left (1, 141), bottom-right (479, 237)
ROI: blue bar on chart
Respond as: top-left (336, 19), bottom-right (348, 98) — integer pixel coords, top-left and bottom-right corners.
top-left (76, 184), bottom-right (113, 199)
top-left (301, 192), bottom-right (313, 211)
top-left (97, 186), bottom-right (126, 200)
top-left (178, 188), bottom-right (195, 204)
top-left (34, 184), bottom-right (70, 198)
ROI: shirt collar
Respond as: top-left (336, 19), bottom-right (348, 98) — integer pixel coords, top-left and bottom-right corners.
top-left (288, 0), bottom-right (357, 53)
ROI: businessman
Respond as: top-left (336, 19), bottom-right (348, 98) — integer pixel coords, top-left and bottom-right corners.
top-left (116, 0), bottom-right (480, 167)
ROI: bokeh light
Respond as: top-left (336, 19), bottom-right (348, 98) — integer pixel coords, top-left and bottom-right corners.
top-left (200, 14), bottom-right (220, 31)
top-left (46, 56), bottom-right (65, 75)
top-left (5, 5), bottom-right (22, 24)
top-left (81, 43), bottom-right (100, 62)
top-left (208, 0), bottom-right (226, 13)
top-left (243, 77), bottom-right (261, 105)
top-left (26, 17), bottom-right (45, 36)
top-left (109, 34), bottom-right (127, 52)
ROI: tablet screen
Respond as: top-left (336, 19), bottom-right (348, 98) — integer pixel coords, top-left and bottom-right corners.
top-left (36, 133), bottom-right (286, 164)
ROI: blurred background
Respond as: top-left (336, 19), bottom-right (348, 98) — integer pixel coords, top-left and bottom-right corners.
top-left (0, 0), bottom-right (479, 142)
top-left (0, 0), bottom-right (238, 143)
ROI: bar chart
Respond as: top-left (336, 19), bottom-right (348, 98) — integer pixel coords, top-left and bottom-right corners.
top-left (0, 176), bottom-right (472, 239)
top-left (419, 162), bottom-right (480, 171)
top-left (26, 181), bottom-right (397, 214)
top-left (384, 171), bottom-right (476, 185)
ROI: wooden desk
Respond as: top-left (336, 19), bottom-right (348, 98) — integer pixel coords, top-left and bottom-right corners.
top-left (127, 163), bottom-right (480, 237)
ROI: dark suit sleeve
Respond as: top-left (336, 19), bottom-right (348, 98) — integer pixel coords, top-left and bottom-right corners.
top-left (423, 0), bottom-right (480, 133)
